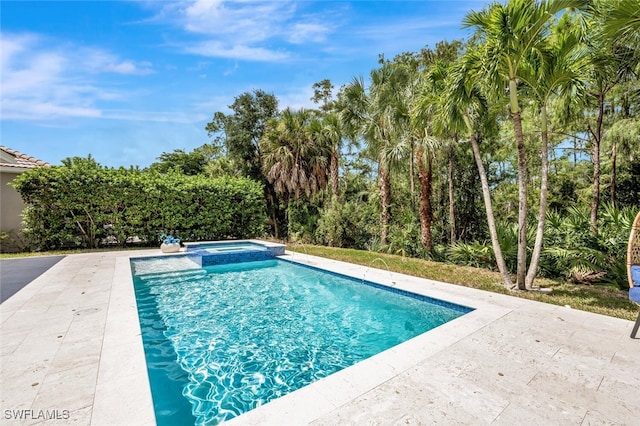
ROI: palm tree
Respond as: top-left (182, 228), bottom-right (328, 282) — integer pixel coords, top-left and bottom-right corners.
top-left (411, 62), bottom-right (448, 251)
top-left (260, 108), bottom-right (330, 201)
top-left (410, 41), bottom-right (465, 248)
top-left (339, 64), bottom-right (409, 247)
top-left (373, 63), bottom-right (415, 248)
top-left (463, 0), bottom-right (586, 289)
top-left (320, 112), bottom-right (344, 197)
top-left (442, 51), bottom-right (515, 288)
top-left (338, 76), bottom-right (392, 243)
top-left (601, 0), bottom-right (640, 46)
top-left (310, 80), bottom-right (350, 199)
top-left (518, 15), bottom-right (588, 287)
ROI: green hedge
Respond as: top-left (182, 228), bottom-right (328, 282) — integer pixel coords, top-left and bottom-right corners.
top-left (11, 157), bottom-right (266, 250)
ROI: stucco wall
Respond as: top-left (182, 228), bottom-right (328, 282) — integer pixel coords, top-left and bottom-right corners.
top-left (1, 171), bottom-right (26, 252)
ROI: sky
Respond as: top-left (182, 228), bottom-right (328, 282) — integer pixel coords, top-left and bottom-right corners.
top-left (1, 0), bottom-right (487, 168)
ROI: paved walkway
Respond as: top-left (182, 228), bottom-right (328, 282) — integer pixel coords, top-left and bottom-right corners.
top-left (1, 248), bottom-right (638, 425)
top-left (0, 256), bottom-right (65, 303)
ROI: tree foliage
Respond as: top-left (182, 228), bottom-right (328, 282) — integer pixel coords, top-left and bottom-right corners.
top-left (260, 108), bottom-right (330, 200)
top-left (148, 148), bottom-right (211, 175)
top-left (205, 90), bottom-right (278, 181)
top-left (14, 0), bottom-right (639, 293)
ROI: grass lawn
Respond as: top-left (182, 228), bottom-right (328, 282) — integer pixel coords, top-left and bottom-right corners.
top-left (287, 244), bottom-right (638, 321)
top-left (0, 247), bottom-right (144, 258)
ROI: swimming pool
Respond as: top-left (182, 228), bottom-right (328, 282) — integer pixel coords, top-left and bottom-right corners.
top-left (131, 256), bottom-right (472, 425)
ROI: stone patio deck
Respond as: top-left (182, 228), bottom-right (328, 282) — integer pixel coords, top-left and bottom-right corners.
top-left (1, 248), bottom-right (638, 425)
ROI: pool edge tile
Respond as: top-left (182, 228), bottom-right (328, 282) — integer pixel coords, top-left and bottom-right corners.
top-left (91, 255), bottom-right (155, 426)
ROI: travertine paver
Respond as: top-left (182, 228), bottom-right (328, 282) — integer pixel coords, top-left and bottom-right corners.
top-left (1, 251), bottom-right (156, 425)
top-left (304, 304), bottom-right (639, 426)
top-left (0, 247), bottom-right (638, 426)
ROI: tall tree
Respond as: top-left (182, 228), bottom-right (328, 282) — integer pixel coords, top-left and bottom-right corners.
top-left (320, 112), bottom-right (344, 197)
top-left (412, 62), bottom-right (447, 251)
top-left (411, 41), bottom-right (464, 249)
top-left (205, 90), bottom-right (278, 180)
top-left (367, 63), bottom-right (412, 247)
top-left (442, 52), bottom-right (515, 288)
top-left (260, 108), bottom-right (330, 201)
top-left (311, 79), bottom-right (335, 113)
top-left (205, 89), bottom-right (281, 235)
top-left (463, 0), bottom-right (585, 289)
top-left (518, 15), bottom-right (587, 287)
top-left (340, 67), bottom-right (405, 247)
top-left (310, 79), bottom-right (346, 198)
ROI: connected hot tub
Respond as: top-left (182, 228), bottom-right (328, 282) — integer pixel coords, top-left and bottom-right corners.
top-left (183, 240), bottom-right (285, 266)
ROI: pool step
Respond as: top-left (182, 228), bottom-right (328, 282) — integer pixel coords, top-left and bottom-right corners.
top-left (135, 268), bottom-right (207, 282)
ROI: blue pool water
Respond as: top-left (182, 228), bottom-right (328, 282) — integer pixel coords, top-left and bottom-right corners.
top-left (131, 258), bottom-right (471, 425)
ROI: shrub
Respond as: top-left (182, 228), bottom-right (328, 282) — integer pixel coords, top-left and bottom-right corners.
top-left (11, 157), bottom-right (266, 250)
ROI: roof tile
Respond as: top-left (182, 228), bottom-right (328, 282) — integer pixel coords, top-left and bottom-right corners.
top-left (0, 145), bottom-right (50, 169)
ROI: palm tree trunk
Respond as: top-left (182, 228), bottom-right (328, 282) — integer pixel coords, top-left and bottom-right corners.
top-left (330, 149), bottom-right (339, 197)
top-left (410, 139), bottom-right (416, 212)
top-left (611, 139), bottom-right (617, 205)
top-left (417, 147), bottom-right (433, 251)
top-left (448, 142), bottom-right (457, 244)
top-left (510, 79), bottom-right (528, 290)
top-left (266, 184), bottom-right (280, 238)
top-left (379, 161), bottom-right (391, 246)
top-left (610, 97), bottom-right (618, 205)
top-left (272, 211), bottom-right (279, 239)
top-left (590, 93), bottom-right (604, 234)
top-left (469, 131), bottom-right (514, 288)
top-left (525, 105), bottom-right (550, 288)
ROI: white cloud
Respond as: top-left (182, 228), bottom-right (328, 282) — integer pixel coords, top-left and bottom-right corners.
top-left (354, 17), bottom-right (461, 41)
top-left (0, 32), bottom-right (154, 121)
top-left (2, 100), bottom-right (101, 120)
top-left (156, 0), bottom-right (333, 61)
top-left (100, 109), bottom-right (209, 124)
top-left (81, 49), bottom-right (155, 75)
top-left (186, 40), bottom-right (289, 61)
top-left (287, 21), bottom-right (331, 44)
top-left (1, 36), bottom-right (64, 95)
top-left (0, 33), bottom-right (38, 67)
top-left (180, 0), bottom-right (294, 42)
top-left (223, 62), bottom-right (239, 76)
top-left (277, 84), bottom-right (317, 111)
top-left (105, 60), bottom-right (152, 74)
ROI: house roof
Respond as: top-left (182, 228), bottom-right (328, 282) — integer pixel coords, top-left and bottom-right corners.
top-left (0, 146), bottom-right (50, 171)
